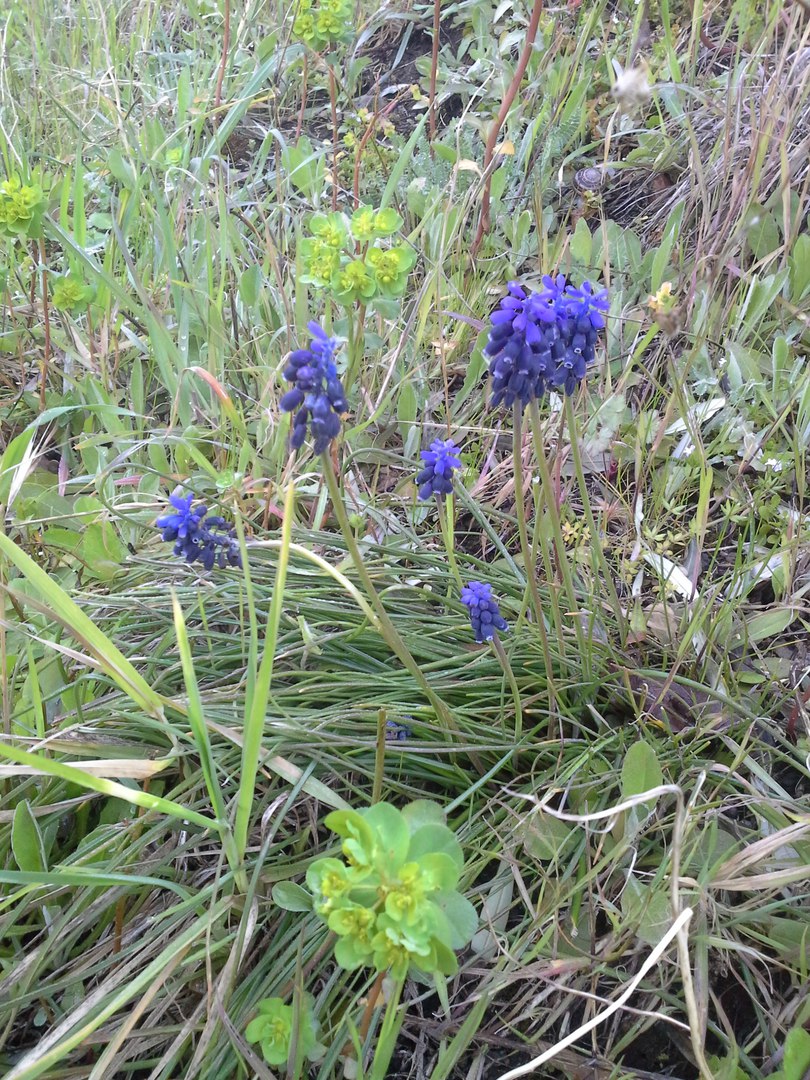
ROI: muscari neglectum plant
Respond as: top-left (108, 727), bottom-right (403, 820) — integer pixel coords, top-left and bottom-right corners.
top-left (155, 491), bottom-right (242, 571)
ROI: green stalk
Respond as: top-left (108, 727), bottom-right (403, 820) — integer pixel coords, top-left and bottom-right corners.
top-left (322, 453), bottom-right (459, 735)
top-left (564, 395), bottom-right (627, 647)
top-left (172, 595), bottom-right (240, 875)
top-left (234, 480), bottom-right (295, 874)
top-left (438, 493), bottom-right (463, 592)
top-left (492, 635), bottom-right (522, 741)
top-left (344, 305), bottom-right (364, 394)
top-left (525, 435), bottom-right (566, 655)
top-left (528, 399), bottom-right (590, 678)
top-left (368, 977), bottom-right (405, 1080)
top-left (512, 403), bottom-right (557, 705)
top-left (372, 708), bottom-right (386, 805)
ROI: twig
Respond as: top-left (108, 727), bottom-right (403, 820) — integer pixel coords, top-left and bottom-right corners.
top-left (213, 0), bottom-right (231, 113)
top-left (352, 92), bottom-right (406, 208)
top-left (38, 238), bottom-right (51, 413)
top-left (328, 59), bottom-right (339, 211)
top-left (295, 52), bottom-right (308, 141)
top-left (429, 0), bottom-right (441, 146)
top-left (471, 0), bottom-right (543, 255)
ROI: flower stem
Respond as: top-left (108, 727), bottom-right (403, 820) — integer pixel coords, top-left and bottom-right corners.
top-left (37, 238), bottom-right (51, 413)
top-left (528, 399), bottom-right (590, 680)
top-left (438, 493), bottom-right (463, 592)
top-left (344, 305), bottom-right (364, 394)
top-left (322, 452), bottom-right (459, 735)
top-left (492, 634), bottom-right (522, 741)
top-left (372, 708), bottom-right (386, 805)
top-left (564, 395), bottom-right (627, 647)
top-left (512, 402), bottom-right (557, 706)
top-left (328, 57), bottom-right (339, 212)
top-left (368, 976), bottom-right (405, 1080)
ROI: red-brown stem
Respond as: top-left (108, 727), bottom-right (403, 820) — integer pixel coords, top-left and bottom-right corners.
top-left (295, 51), bottom-right (308, 141)
top-left (328, 60), bottom-right (339, 211)
top-left (429, 0), bottom-right (441, 146)
top-left (38, 239), bottom-right (51, 413)
top-left (214, 0), bottom-right (231, 113)
top-left (786, 684), bottom-right (810, 743)
top-left (471, 0), bottom-right (543, 255)
top-left (352, 93), bottom-right (405, 208)
top-left (340, 970), bottom-right (386, 1062)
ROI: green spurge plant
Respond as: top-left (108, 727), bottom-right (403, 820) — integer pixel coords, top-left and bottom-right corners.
top-left (304, 800), bottom-right (477, 980)
top-left (245, 995), bottom-right (323, 1067)
top-left (299, 205), bottom-right (415, 305)
top-left (293, 0), bottom-right (353, 51)
top-left (0, 175), bottom-right (46, 240)
top-left (51, 271), bottom-right (95, 313)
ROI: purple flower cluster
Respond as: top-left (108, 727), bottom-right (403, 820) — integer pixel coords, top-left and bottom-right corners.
top-left (461, 580), bottom-right (508, 643)
top-left (155, 492), bottom-right (241, 571)
top-left (417, 438), bottom-right (462, 501)
top-left (485, 275), bottom-right (609, 409)
top-left (280, 322), bottom-right (348, 455)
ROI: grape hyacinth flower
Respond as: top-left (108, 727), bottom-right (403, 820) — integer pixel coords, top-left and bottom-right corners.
top-left (156, 491), bottom-right (241, 571)
top-left (484, 275), bottom-right (609, 409)
top-left (280, 321), bottom-right (348, 454)
top-left (461, 581), bottom-right (509, 643)
top-left (416, 438), bottom-right (462, 501)
top-left (385, 718), bottom-right (412, 741)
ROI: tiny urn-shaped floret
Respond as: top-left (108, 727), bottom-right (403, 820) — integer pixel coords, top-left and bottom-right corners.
top-left (416, 438), bottom-right (462, 500)
top-left (461, 581), bottom-right (509, 643)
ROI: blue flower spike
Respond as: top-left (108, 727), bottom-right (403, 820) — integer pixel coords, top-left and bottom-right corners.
top-left (461, 581), bottom-right (509, 643)
top-left (155, 489), bottom-right (241, 571)
top-left (484, 276), bottom-right (609, 409)
top-left (417, 438), bottom-right (462, 501)
top-left (280, 321), bottom-right (348, 455)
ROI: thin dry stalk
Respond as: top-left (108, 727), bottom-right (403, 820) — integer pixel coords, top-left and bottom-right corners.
top-left (471, 0), bottom-right (543, 254)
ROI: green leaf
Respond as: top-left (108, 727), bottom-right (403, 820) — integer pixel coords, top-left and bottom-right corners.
top-left (779, 1026), bottom-right (810, 1080)
top-left (433, 143), bottom-right (457, 165)
top-left (431, 891), bottom-right (478, 950)
top-left (621, 738), bottom-right (663, 805)
top-left (522, 811), bottom-right (574, 862)
top-left (570, 218), bottom-right (592, 267)
top-left (12, 800), bottom-right (47, 873)
top-left (705, 1053), bottom-right (748, 1080)
top-left (373, 207), bottom-right (403, 236)
top-left (40, 527), bottom-right (83, 554)
top-left (736, 271), bottom-right (789, 339)
top-left (280, 137), bottom-right (324, 200)
top-left (364, 803), bottom-right (410, 870)
top-left (740, 607), bottom-right (796, 644)
top-left (407, 824), bottom-right (463, 871)
top-left (0, 532), bottom-right (165, 718)
top-left (742, 204), bottom-right (780, 260)
top-left (381, 113), bottom-right (428, 210)
top-left (651, 201), bottom-right (685, 292)
top-left (621, 874), bottom-right (671, 946)
top-left (401, 800), bottom-right (445, 833)
top-left (106, 149), bottom-right (136, 190)
top-left (238, 265), bottom-right (262, 307)
top-left (397, 379), bottom-right (417, 454)
top-left (418, 852), bottom-right (461, 891)
top-left (80, 522), bottom-right (128, 581)
top-left (326, 808), bottom-right (375, 848)
top-left (789, 233), bottom-right (810, 302)
top-left (271, 881), bottom-right (313, 912)
top-left (0, 741), bottom-right (215, 832)
top-left (0, 426), bottom-right (36, 507)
